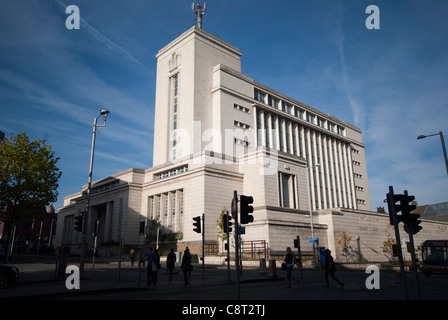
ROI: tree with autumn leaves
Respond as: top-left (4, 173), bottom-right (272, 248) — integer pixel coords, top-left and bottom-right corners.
top-left (0, 132), bottom-right (61, 263)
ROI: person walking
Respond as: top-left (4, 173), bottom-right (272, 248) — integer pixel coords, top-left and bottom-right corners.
top-left (166, 248), bottom-right (177, 281)
top-left (130, 248), bottom-right (136, 266)
top-left (284, 247), bottom-right (299, 288)
top-left (145, 247), bottom-right (158, 286)
top-left (181, 247), bottom-right (192, 285)
top-left (324, 249), bottom-right (344, 289)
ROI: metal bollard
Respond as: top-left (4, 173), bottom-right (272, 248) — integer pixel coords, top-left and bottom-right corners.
top-left (268, 259), bottom-right (277, 278)
top-left (259, 258), bottom-right (267, 274)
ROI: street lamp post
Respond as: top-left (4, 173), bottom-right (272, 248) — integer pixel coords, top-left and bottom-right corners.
top-left (306, 162), bottom-right (320, 269)
top-left (80, 109), bottom-right (110, 278)
top-left (417, 131), bottom-right (448, 176)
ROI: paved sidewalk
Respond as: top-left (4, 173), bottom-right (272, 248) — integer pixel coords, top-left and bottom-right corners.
top-left (0, 255), bottom-right (284, 299)
top-left (2, 254), bottom-right (446, 300)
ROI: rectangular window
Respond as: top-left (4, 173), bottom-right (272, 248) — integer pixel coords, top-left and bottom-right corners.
top-left (278, 172), bottom-right (297, 208)
top-left (256, 110), bottom-right (262, 146)
top-left (271, 116), bottom-right (277, 150)
top-left (179, 190), bottom-right (184, 232)
top-left (279, 119), bottom-right (284, 151)
top-left (149, 196), bottom-right (154, 219)
top-left (164, 193), bottom-right (168, 227)
top-left (254, 88), bottom-right (266, 103)
top-left (306, 113), bottom-right (315, 124)
top-left (264, 112), bottom-right (270, 148)
top-left (171, 74), bottom-right (179, 161)
top-left (285, 121), bottom-right (291, 154)
top-left (157, 196), bottom-right (161, 220)
top-left (171, 192), bottom-right (176, 231)
top-left (268, 95), bottom-right (279, 108)
top-left (281, 101), bottom-right (292, 114)
top-left (294, 107), bottom-right (303, 119)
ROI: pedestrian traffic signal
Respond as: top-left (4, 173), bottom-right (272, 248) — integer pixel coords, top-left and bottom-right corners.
top-left (139, 221), bottom-right (145, 235)
top-left (74, 215), bottom-right (83, 232)
top-left (240, 195), bottom-right (254, 224)
top-left (223, 214), bottom-right (233, 233)
top-left (193, 216), bottom-right (202, 233)
top-left (404, 213), bottom-right (422, 235)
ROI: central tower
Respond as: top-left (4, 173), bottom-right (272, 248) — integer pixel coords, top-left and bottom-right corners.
top-left (152, 26), bottom-right (242, 167)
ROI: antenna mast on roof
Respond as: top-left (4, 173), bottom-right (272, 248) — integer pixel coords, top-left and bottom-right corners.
top-left (192, 2), bottom-right (207, 29)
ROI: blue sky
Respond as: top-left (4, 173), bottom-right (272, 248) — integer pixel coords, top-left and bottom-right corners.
top-left (1, 0), bottom-right (447, 212)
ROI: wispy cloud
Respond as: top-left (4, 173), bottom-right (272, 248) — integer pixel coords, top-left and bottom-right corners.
top-left (332, 5), bottom-right (365, 130)
top-left (55, 0), bottom-right (147, 70)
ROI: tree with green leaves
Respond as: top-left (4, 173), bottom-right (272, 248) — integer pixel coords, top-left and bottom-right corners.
top-left (0, 131), bottom-right (62, 262)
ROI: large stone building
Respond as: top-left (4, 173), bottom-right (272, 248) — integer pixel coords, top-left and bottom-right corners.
top-left (54, 25), bottom-right (448, 262)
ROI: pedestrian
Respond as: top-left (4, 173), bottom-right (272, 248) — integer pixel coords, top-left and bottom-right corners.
top-left (284, 247), bottom-right (299, 288)
top-left (181, 247), bottom-right (192, 285)
top-left (145, 247), bottom-right (158, 285)
top-left (324, 249), bottom-right (344, 289)
top-left (130, 248), bottom-right (136, 266)
top-left (167, 248), bottom-right (177, 281)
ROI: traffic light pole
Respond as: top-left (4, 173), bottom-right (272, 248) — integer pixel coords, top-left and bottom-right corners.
top-left (404, 189), bottom-right (421, 299)
top-left (408, 230), bottom-right (421, 299)
top-left (388, 186), bottom-right (409, 300)
top-left (226, 210), bottom-right (230, 282)
top-left (202, 213), bottom-right (205, 280)
top-left (233, 191), bottom-right (240, 300)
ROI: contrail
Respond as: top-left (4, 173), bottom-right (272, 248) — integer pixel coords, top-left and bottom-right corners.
top-left (56, 0), bottom-right (147, 70)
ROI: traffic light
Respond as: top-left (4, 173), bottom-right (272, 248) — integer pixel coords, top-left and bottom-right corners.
top-left (223, 214), bottom-right (233, 233)
top-left (400, 191), bottom-right (416, 223)
top-left (240, 195), bottom-right (254, 224)
top-left (74, 215), bottom-right (83, 232)
top-left (139, 221), bottom-right (145, 235)
top-left (193, 216), bottom-right (202, 233)
top-left (404, 213), bottom-right (422, 235)
top-left (386, 191), bottom-right (405, 225)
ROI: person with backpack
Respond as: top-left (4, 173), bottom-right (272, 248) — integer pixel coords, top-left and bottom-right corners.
top-left (145, 247), bottom-right (158, 285)
top-left (324, 249), bottom-right (344, 289)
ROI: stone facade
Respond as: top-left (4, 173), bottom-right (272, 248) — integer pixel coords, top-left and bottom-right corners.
top-left (54, 26), bottom-right (448, 262)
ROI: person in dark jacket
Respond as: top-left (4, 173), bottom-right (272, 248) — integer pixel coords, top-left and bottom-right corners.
top-left (181, 247), bottom-right (192, 285)
top-left (166, 248), bottom-right (176, 281)
top-left (284, 247), bottom-right (299, 288)
top-left (324, 249), bottom-right (344, 289)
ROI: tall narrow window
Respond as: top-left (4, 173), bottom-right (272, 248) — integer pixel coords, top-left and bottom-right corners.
top-left (157, 196), bottom-right (161, 221)
top-left (172, 192), bottom-right (176, 231)
top-left (256, 110), bottom-right (263, 147)
top-left (279, 119), bottom-right (284, 151)
top-left (164, 193), bottom-right (169, 227)
top-left (271, 116), bottom-right (277, 150)
top-left (179, 190), bottom-right (184, 233)
top-left (149, 196), bottom-right (154, 220)
top-left (171, 74), bottom-right (179, 161)
top-left (264, 112), bottom-right (270, 148)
